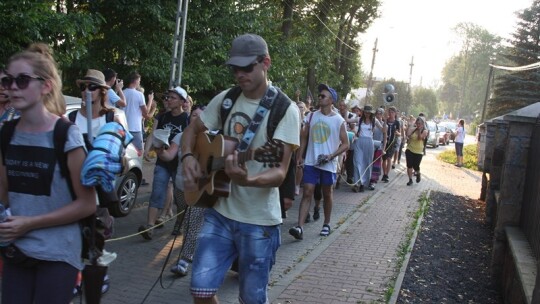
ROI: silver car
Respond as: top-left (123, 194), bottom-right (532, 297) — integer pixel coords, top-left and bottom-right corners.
top-left (425, 121), bottom-right (441, 148)
top-left (64, 95), bottom-right (142, 217)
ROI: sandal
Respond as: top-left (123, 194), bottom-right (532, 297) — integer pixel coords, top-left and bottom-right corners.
top-left (320, 224), bottom-right (331, 236)
top-left (101, 274), bottom-right (110, 294)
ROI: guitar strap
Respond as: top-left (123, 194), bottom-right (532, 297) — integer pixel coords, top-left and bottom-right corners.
top-left (236, 86), bottom-right (279, 152)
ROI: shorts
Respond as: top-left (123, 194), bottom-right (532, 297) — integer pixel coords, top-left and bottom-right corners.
top-left (191, 208), bottom-right (280, 303)
top-left (383, 142), bottom-right (396, 160)
top-left (302, 165), bottom-right (336, 186)
top-left (130, 131), bottom-right (144, 151)
top-left (149, 164), bottom-right (176, 209)
top-left (455, 142), bottom-right (464, 157)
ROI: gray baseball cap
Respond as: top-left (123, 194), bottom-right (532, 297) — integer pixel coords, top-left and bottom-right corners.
top-left (226, 34), bottom-right (268, 67)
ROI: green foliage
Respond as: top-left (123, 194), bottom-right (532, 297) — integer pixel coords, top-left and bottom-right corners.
top-left (412, 87), bottom-right (438, 118)
top-left (438, 22), bottom-right (500, 121)
top-left (437, 144), bottom-right (479, 171)
top-left (0, 0), bottom-right (382, 104)
top-left (0, 1), bottom-right (100, 72)
top-left (488, 0), bottom-right (540, 119)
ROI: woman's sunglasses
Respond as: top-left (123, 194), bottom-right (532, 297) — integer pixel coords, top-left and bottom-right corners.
top-left (1, 74), bottom-right (44, 90)
top-left (79, 83), bottom-right (101, 92)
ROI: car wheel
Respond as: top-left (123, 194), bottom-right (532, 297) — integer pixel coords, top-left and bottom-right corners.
top-left (109, 171), bottom-right (139, 217)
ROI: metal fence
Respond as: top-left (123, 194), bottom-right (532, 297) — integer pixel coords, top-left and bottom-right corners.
top-left (521, 120), bottom-right (540, 259)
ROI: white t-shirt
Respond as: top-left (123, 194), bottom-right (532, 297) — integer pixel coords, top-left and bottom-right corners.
top-left (123, 88), bottom-right (145, 132)
top-left (199, 88), bottom-right (300, 226)
top-left (456, 126), bottom-right (465, 143)
top-left (304, 110), bottom-right (345, 173)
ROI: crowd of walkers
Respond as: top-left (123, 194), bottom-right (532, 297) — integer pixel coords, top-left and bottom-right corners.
top-left (0, 34), bottom-right (462, 304)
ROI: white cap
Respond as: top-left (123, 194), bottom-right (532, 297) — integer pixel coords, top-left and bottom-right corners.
top-left (168, 86), bottom-right (188, 100)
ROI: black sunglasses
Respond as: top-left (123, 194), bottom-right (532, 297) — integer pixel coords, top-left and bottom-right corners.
top-left (79, 83), bottom-right (101, 92)
top-left (229, 57), bottom-right (264, 74)
top-left (1, 74), bottom-right (44, 90)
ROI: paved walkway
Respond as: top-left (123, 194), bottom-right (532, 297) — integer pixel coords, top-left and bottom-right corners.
top-left (99, 142), bottom-right (481, 304)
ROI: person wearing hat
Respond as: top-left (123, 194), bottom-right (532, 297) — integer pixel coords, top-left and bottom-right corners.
top-left (122, 71), bottom-right (154, 152)
top-left (349, 105), bottom-right (384, 192)
top-left (72, 68), bottom-right (126, 295)
top-left (291, 83), bottom-right (349, 240)
top-left (138, 86), bottom-right (189, 240)
top-left (180, 33), bottom-right (300, 303)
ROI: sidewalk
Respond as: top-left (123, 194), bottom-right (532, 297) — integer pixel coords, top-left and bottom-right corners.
top-left (101, 147), bottom-right (481, 304)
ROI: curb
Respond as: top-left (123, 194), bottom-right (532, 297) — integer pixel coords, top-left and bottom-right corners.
top-left (388, 189), bottom-right (432, 304)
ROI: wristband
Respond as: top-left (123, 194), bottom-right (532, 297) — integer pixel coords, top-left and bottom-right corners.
top-left (180, 153), bottom-right (195, 163)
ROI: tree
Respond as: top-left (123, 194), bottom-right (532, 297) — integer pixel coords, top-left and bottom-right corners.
top-left (412, 87), bottom-right (438, 118)
top-left (488, 0), bottom-right (540, 119)
top-left (438, 23), bottom-right (500, 121)
top-left (0, 1), bottom-right (100, 76)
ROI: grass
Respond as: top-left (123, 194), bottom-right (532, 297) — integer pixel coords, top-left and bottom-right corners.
top-left (384, 191), bottom-right (431, 302)
top-left (437, 144), bottom-right (479, 171)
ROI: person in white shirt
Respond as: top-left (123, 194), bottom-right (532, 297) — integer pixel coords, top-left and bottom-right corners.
top-left (122, 72), bottom-right (154, 151)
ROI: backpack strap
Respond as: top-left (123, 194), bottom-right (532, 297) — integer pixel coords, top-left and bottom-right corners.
top-left (53, 118), bottom-right (76, 199)
top-left (0, 119), bottom-right (20, 166)
top-left (68, 110), bottom-right (78, 123)
top-left (220, 86), bottom-right (291, 140)
top-left (220, 86), bottom-right (243, 134)
top-left (105, 110), bottom-right (115, 123)
top-left (266, 89), bottom-right (291, 140)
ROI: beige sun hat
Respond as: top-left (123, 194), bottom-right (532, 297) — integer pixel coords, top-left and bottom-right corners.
top-left (76, 69), bottom-right (110, 88)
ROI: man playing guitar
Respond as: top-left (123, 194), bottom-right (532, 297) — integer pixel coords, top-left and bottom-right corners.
top-left (180, 34), bottom-right (300, 304)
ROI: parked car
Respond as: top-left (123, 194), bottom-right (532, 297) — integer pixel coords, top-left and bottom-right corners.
top-left (425, 121), bottom-right (440, 148)
top-left (439, 121), bottom-right (457, 142)
top-left (438, 125), bottom-right (450, 145)
top-left (64, 95), bottom-right (142, 217)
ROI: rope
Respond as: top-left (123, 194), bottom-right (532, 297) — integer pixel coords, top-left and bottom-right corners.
top-left (105, 208), bottom-right (186, 243)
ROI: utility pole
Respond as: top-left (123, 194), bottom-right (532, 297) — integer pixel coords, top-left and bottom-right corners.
top-left (408, 56), bottom-right (414, 92)
top-left (481, 64), bottom-right (494, 122)
top-left (169, 0), bottom-right (189, 88)
top-left (365, 38), bottom-right (378, 104)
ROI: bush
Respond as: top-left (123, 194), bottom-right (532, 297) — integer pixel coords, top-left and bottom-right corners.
top-left (437, 144), bottom-right (479, 171)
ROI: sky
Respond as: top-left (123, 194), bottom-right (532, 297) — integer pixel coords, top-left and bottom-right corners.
top-left (358, 0), bottom-right (534, 88)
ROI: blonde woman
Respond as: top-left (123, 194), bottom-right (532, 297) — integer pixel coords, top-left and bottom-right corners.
top-left (0, 43), bottom-right (96, 303)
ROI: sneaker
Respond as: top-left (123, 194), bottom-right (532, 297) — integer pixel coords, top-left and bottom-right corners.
top-left (305, 212), bottom-right (311, 223)
top-left (359, 185), bottom-right (365, 192)
top-left (154, 217), bottom-right (166, 229)
top-left (352, 185), bottom-right (358, 193)
top-left (368, 184), bottom-right (375, 190)
top-left (313, 207), bottom-right (320, 221)
top-left (407, 179), bottom-right (413, 186)
top-left (289, 226), bottom-right (303, 240)
top-left (382, 175), bottom-right (389, 183)
top-left (392, 164), bottom-right (396, 169)
top-left (140, 178), bottom-right (149, 186)
top-left (320, 224), bottom-right (331, 236)
top-left (170, 259), bottom-right (190, 276)
top-left (138, 224), bottom-right (153, 240)
top-left (416, 172), bottom-right (421, 183)
top-left (97, 249), bottom-right (117, 266)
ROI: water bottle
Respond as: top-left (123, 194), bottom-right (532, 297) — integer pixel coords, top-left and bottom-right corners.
top-left (0, 203), bottom-right (11, 247)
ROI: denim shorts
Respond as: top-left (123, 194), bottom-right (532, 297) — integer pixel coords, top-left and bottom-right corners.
top-left (149, 164), bottom-right (176, 209)
top-left (191, 208), bottom-right (281, 303)
top-left (302, 165), bottom-right (336, 186)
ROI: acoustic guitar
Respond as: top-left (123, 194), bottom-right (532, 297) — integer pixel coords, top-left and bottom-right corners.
top-left (184, 132), bottom-right (284, 207)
